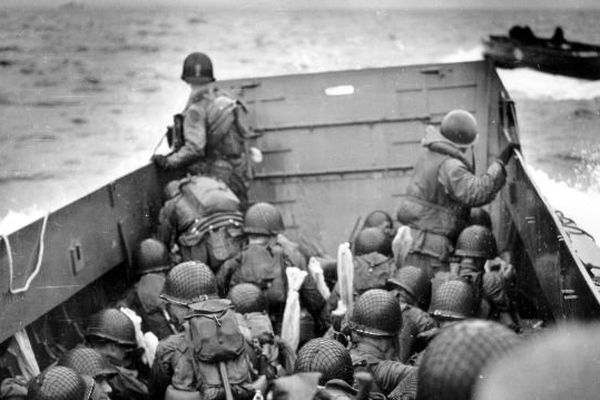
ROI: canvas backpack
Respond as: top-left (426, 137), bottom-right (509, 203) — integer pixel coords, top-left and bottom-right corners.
top-left (353, 253), bottom-right (397, 295)
top-left (179, 175), bottom-right (240, 218)
top-left (184, 299), bottom-right (255, 400)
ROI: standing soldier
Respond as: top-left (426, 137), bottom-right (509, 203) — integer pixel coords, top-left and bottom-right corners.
top-left (396, 109), bottom-right (519, 278)
top-left (152, 52), bottom-right (253, 208)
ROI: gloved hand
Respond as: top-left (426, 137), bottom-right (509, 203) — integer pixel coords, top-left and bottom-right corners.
top-left (497, 143), bottom-right (521, 165)
top-left (151, 154), bottom-right (170, 170)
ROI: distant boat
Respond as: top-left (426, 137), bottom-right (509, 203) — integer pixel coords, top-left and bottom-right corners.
top-left (483, 26), bottom-right (600, 80)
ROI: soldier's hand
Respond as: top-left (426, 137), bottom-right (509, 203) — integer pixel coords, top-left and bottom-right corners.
top-left (498, 143), bottom-right (521, 165)
top-left (151, 154), bottom-right (170, 170)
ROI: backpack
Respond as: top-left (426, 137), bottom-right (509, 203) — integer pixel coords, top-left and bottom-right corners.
top-left (179, 176), bottom-right (240, 218)
top-left (185, 299), bottom-right (255, 400)
top-left (353, 253), bottom-right (397, 295)
top-left (240, 312), bottom-right (281, 379)
top-left (205, 95), bottom-right (249, 158)
top-left (232, 244), bottom-right (288, 308)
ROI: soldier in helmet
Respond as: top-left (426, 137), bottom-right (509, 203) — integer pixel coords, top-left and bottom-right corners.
top-left (58, 347), bottom-right (117, 400)
top-left (428, 279), bottom-right (474, 328)
top-left (27, 366), bottom-right (96, 400)
top-left (152, 52), bottom-right (253, 207)
top-left (217, 202), bottom-right (326, 337)
top-left (151, 261), bottom-right (266, 400)
top-left (117, 238), bottom-right (174, 340)
top-left (363, 210), bottom-right (395, 238)
top-left (454, 225), bottom-right (518, 329)
top-left (387, 266), bottom-right (436, 363)
top-left (327, 228), bottom-right (396, 321)
top-left (84, 309), bottom-right (149, 400)
top-left (347, 289), bottom-right (417, 399)
top-left (417, 320), bottom-right (518, 400)
top-left (396, 109), bottom-right (520, 279)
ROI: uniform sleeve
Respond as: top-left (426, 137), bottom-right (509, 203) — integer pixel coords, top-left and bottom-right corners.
top-left (372, 360), bottom-right (418, 396)
top-left (165, 103), bottom-right (207, 168)
top-left (438, 158), bottom-right (506, 207)
top-left (149, 338), bottom-right (177, 400)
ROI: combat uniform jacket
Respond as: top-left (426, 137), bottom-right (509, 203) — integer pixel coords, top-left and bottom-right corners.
top-left (397, 128), bottom-right (506, 268)
top-left (350, 341), bottom-right (417, 398)
top-left (156, 192), bottom-right (199, 248)
top-left (397, 303), bottom-right (437, 363)
top-left (117, 272), bottom-right (173, 340)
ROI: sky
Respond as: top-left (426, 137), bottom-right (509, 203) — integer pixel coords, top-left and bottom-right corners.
top-left (3, 0), bottom-right (599, 9)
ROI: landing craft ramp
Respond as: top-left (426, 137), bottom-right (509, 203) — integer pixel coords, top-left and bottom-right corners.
top-left (1, 61), bottom-right (599, 359)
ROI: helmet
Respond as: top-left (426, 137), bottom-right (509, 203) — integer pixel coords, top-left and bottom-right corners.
top-left (160, 261), bottom-right (218, 305)
top-left (85, 309), bottom-right (136, 347)
top-left (133, 238), bottom-right (171, 275)
top-left (354, 227), bottom-right (391, 256)
top-left (387, 266), bottom-right (431, 310)
top-left (58, 347), bottom-right (117, 379)
top-left (440, 109), bottom-right (478, 148)
top-left (468, 208), bottom-right (492, 229)
top-left (227, 283), bottom-right (266, 314)
top-left (429, 279), bottom-right (473, 321)
top-left (418, 320), bottom-right (518, 400)
top-left (164, 180), bottom-right (181, 200)
top-left (363, 210), bottom-right (393, 230)
top-left (181, 52), bottom-right (215, 84)
top-left (294, 338), bottom-right (354, 385)
top-left (476, 323), bottom-right (600, 400)
top-left (455, 225), bottom-right (498, 259)
top-left (27, 366), bottom-right (95, 400)
top-left (243, 202), bottom-right (284, 236)
top-left (350, 289), bottom-right (402, 337)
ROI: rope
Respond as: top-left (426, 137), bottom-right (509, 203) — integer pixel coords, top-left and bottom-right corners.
top-left (2, 213), bottom-right (49, 294)
top-left (555, 210), bottom-right (595, 241)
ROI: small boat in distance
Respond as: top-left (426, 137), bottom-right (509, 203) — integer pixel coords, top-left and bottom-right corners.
top-left (483, 25), bottom-right (600, 80)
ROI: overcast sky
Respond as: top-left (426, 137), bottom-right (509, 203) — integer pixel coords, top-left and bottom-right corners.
top-left (3, 0), bottom-right (599, 9)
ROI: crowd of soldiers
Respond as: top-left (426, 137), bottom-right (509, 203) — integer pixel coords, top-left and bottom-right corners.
top-left (3, 53), bottom-right (599, 400)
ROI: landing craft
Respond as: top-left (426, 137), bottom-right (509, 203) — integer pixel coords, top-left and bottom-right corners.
top-left (1, 60), bottom-right (600, 368)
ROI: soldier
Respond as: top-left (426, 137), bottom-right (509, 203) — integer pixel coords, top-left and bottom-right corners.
top-left (387, 266), bottom-right (436, 363)
top-left (27, 366), bottom-right (96, 400)
top-left (228, 283), bottom-right (296, 378)
top-left (363, 210), bottom-right (395, 237)
top-left (417, 320), bottom-right (518, 400)
top-left (327, 228), bottom-right (396, 319)
top-left (476, 323), bottom-right (600, 400)
top-left (348, 289), bottom-right (417, 399)
top-left (118, 238), bottom-right (174, 340)
top-left (156, 175), bottom-right (244, 271)
top-left (85, 309), bottom-right (149, 400)
top-left (454, 225), bottom-right (518, 328)
top-left (217, 202), bottom-right (326, 336)
top-left (152, 52), bottom-right (253, 207)
top-left (57, 347), bottom-right (117, 400)
top-left (396, 109), bottom-right (519, 279)
top-left (151, 261), bottom-right (263, 400)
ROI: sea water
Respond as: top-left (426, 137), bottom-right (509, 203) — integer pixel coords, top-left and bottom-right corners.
top-left (1, 4), bottom-right (599, 241)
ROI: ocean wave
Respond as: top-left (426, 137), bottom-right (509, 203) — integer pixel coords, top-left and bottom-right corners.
top-left (0, 171), bottom-right (56, 183)
top-left (498, 69), bottom-right (600, 101)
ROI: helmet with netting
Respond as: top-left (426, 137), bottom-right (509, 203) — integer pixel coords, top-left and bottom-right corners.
top-left (363, 210), bottom-right (393, 230)
top-left (429, 279), bottom-right (474, 321)
top-left (27, 366), bottom-right (95, 400)
top-left (134, 238), bottom-right (171, 275)
top-left (85, 309), bottom-right (136, 347)
top-left (58, 347), bottom-right (117, 380)
top-left (350, 289), bottom-right (402, 337)
top-left (228, 283), bottom-right (266, 314)
top-left (243, 202), bottom-right (284, 236)
top-left (476, 323), bottom-right (600, 400)
top-left (455, 225), bottom-right (498, 259)
top-left (387, 265), bottom-right (431, 310)
top-left (295, 338), bottom-right (354, 385)
top-left (468, 208), bottom-right (492, 230)
top-left (161, 261), bottom-right (218, 305)
top-left (418, 320), bottom-right (518, 400)
top-left (181, 52), bottom-right (215, 84)
top-left (440, 109), bottom-right (478, 148)
top-left (354, 227), bottom-right (392, 256)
